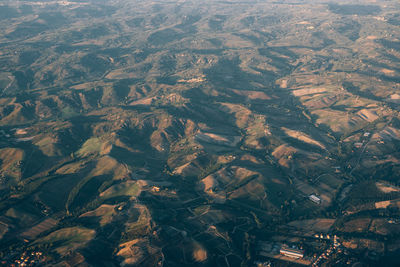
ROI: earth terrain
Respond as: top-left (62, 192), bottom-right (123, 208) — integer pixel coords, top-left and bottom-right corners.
top-left (0, 0), bottom-right (400, 266)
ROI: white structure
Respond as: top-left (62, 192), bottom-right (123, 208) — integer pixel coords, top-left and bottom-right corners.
top-left (280, 246), bottom-right (304, 259)
top-left (309, 194), bottom-right (321, 204)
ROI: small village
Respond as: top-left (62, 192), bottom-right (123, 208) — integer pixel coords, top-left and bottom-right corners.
top-left (254, 232), bottom-right (362, 266)
top-left (3, 251), bottom-right (45, 267)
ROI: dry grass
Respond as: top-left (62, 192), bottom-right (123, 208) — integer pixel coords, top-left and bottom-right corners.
top-left (80, 204), bottom-right (117, 226)
top-left (376, 182), bottom-right (400, 193)
top-left (33, 227), bottom-right (95, 256)
top-left (287, 219), bottom-right (335, 233)
top-left (375, 200), bottom-right (391, 209)
top-left (292, 87), bottom-right (327, 97)
top-left (35, 137), bottom-right (62, 157)
top-left (21, 218), bottom-right (58, 240)
top-left (76, 137), bottom-right (105, 157)
top-left (100, 181), bottom-right (140, 199)
top-left (231, 89), bottom-right (271, 100)
top-left (380, 68), bottom-right (395, 75)
top-left (282, 127), bottom-right (326, 150)
top-left (0, 148), bottom-right (24, 180)
top-left (342, 218), bottom-right (371, 233)
top-left (193, 243), bottom-right (208, 262)
top-left (272, 144), bottom-right (297, 168)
